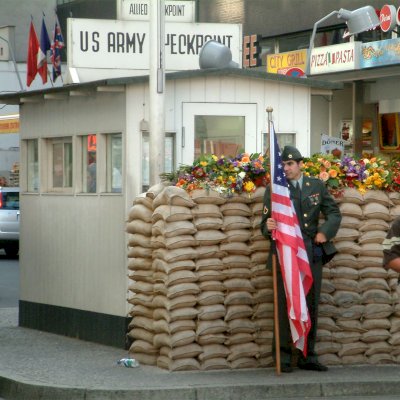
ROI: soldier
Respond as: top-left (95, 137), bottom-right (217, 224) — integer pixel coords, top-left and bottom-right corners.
top-left (261, 145), bottom-right (341, 373)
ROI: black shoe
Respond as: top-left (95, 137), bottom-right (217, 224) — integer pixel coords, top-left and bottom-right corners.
top-left (298, 361), bottom-right (328, 372)
top-left (281, 364), bottom-right (293, 373)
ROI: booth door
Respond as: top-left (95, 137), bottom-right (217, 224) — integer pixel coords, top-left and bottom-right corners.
top-left (182, 102), bottom-right (257, 165)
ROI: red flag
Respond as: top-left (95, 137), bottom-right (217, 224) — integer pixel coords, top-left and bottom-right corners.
top-left (269, 120), bottom-right (313, 355)
top-left (27, 21), bottom-right (39, 87)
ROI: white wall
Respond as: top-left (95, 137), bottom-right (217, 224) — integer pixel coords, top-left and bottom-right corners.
top-left (126, 74), bottom-right (312, 197)
top-left (19, 91), bottom-right (129, 317)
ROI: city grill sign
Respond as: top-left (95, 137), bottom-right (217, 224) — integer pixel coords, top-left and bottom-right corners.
top-left (68, 19), bottom-right (241, 70)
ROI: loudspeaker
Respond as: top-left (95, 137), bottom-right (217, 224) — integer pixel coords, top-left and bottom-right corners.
top-left (199, 40), bottom-right (239, 69)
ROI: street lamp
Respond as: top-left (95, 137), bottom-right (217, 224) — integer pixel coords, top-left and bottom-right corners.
top-left (306, 6), bottom-right (380, 76)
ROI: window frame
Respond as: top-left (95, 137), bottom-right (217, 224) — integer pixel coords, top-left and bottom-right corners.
top-left (46, 136), bottom-right (73, 193)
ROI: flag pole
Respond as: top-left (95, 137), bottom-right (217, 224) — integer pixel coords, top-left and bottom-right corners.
top-left (266, 106), bottom-right (281, 376)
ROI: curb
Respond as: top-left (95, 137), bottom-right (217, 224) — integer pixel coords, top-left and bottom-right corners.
top-left (2, 374), bottom-right (400, 400)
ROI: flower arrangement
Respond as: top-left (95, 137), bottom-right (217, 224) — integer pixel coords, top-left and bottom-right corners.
top-left (167, 153), bottom-right (270, 195)
top-left (162, 152), bottom-right (400, 196)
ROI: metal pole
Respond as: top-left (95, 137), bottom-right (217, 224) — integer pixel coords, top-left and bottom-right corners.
top-left (305, 10), bottom-right (338, 76)
top-left (266, 106), bottom-right (281, 376)
top-left (149, 0), bottom-right (165, 185)
top-left (0, 35), bottom-right (24, 92)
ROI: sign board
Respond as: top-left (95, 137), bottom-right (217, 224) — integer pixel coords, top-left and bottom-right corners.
top-left (118, 0), bottom-right (195, 22)
top-left (360, 37), bottom-right (400, 69)
top-left (68, 18), bottom-right (242, 71)
top-left (379, 4), bottom-right (397, 32)
top-left (320, 134), bottom-right (344, 158)
top-left (267, 49), bottom-right (307, 76)
top-left (310, 42), bottom-right (361, 75)
top-left (0, 115), bottom-right (19, 134)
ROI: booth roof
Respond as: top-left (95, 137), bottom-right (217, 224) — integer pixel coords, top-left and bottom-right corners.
top-left (0, 67), bottom-right (342, 105)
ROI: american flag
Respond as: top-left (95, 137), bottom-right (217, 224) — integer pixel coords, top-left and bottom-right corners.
top-left (269, 120), bottom-right (313, 355)
top-left (50, 16), bottom-right (64, 82)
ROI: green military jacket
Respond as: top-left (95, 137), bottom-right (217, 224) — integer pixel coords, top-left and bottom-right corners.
top-left (260, 174), bottom-right (342, 267)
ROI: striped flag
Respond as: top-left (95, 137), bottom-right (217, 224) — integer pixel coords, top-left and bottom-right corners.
top-left (269, 120), bottom-right (313, 355)
top-left (38, 17), bottom-right (51, 84)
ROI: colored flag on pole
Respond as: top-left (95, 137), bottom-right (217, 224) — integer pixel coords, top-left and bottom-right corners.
top-left (27, 21), bottom-right (39, 87)
top-left (269, 120), bottom-right (313, 355)
top-left (51, 15), bottom-right (64, 82)
top-left (38, 17), bottom-right (51, 84)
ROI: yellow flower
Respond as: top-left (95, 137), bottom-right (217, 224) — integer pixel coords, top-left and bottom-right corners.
top-left (229, 176), bottom-right (236, 183)
top-left (244, 181), bottom-right (255, 192)
top-left (212, 155), bottom-right (218, 161)
top-left (200, 161), bottom-right (208, 167)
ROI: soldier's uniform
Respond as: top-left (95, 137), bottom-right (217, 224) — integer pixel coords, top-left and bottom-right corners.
top-left (261, 146), bottom-right (341, 370)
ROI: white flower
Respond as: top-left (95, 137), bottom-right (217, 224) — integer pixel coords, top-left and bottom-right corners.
top-left (238, 171), bottom-right (246, 179)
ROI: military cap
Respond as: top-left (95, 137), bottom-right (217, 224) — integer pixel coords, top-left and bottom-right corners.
top-left (281, 145), bottom-right (303, 161)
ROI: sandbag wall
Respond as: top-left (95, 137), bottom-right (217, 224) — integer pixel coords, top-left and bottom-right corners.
top-left (126, 185), bottom-right (273, 370)
top-left (126, 185), bottom-right (400, 371)
top-left (317, 188), bottom-right (400, 366)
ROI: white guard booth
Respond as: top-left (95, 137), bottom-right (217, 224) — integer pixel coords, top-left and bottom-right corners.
top-left (0, 68), bottom-right (341, 347)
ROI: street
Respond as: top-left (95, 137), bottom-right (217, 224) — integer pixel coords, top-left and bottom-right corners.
top-left (0, 249), bottom-right (19, 308)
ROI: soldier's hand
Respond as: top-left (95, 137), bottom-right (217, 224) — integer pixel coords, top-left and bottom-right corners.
top-left (315, 232), bottom-right (327, 244)
top-left (266, 218), bottom-right (277, 231)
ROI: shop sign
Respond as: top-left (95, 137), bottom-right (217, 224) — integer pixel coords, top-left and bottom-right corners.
top-left (360, 37), bottom-right (400, 69)
top-left (267, 49), bottom-right (306, 76)
top-left (379, 4), bottom-right (397, 32)
top-left (68, 18), bottom-right (242, 71)
top-left (0, 115), bottom-right (19, 134)
top-left (118, 0), bottom-right (195, 22)
top-left (320, 134), bottom-right (344, 158)
top-left (309, 42), bottom-right (361, 75)
top-left (243, 34), bottom-right (261, 68)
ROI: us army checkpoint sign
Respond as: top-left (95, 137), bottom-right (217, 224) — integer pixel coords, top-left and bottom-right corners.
top-left (67, 18), bottom-right (242, 71)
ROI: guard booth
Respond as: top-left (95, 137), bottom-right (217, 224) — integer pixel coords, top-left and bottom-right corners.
top-left (0, 68), bottom-right (341, 347)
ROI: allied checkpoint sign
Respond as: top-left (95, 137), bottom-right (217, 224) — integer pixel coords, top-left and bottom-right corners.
top-left (67, 18), bottom-right (242, 72)
top-left (118, 0), bottom-right (196, 22)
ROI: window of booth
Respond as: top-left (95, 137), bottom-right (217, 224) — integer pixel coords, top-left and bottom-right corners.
top-left (27, 139), bottom-right (39, 192)
top-left (106, 133), bottom-right (122, 193)
top-left (48, 137), bottom-right (73, 191)
top-left (82, 134), bottom-right (97, 193)
top-left (379, 113), bottom-right (400, 151)
top-left (194, 116), bottom-right (245, 158)
top-left (141, 132), bottom-right (175, 193)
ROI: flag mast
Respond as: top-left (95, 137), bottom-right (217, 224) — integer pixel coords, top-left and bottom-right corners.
top-left (266, 106), bottom-right (281, 376)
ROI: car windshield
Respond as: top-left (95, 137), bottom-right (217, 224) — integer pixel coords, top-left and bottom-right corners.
top-left (0, 192), bottom-right (19, 209)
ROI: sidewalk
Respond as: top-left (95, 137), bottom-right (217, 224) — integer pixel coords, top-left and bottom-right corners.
top-left (1, 308), bottom-right (400, 400)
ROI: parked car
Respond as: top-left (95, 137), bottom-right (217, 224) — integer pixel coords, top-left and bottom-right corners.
top-left (0, 187), bottom-right (19, 256)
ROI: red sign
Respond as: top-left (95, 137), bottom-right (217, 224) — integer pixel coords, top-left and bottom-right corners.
top-left (380, 4), bottom-right (397, 32)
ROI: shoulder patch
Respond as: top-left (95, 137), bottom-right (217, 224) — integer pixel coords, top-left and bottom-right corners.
top-left (263, 206), bottom-right (269, 214)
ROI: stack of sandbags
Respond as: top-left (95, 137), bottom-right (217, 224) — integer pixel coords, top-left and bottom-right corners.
top-left (191, 189), bottom-right (230, 370)
top-left (358, 190), bottom-right (394, 364)
top-left (149, 186), bottom-right (203, 371)
top-left (220, 194), bottom-right (260, 369)
top-left (248, 187), bottom-right (274, 367)
top-left (126, 190), bottom-right (159, 366)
